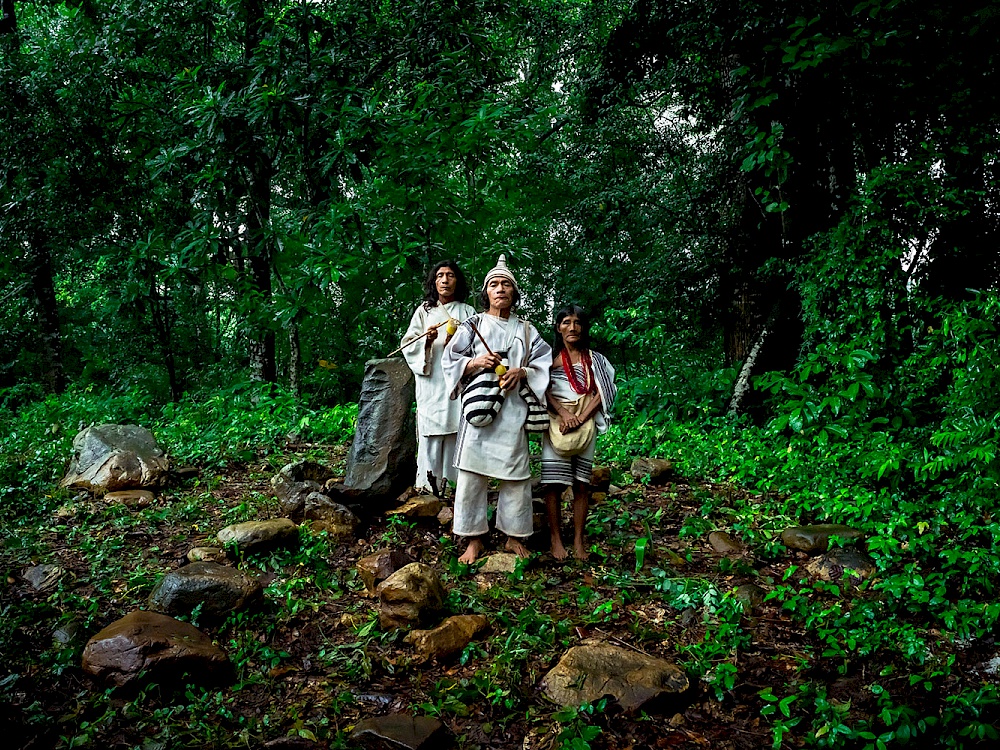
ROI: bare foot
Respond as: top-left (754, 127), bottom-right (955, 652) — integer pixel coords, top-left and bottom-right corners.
top-left (573, 541), bottom-right (588, 561)
top-left (505, 537), bottom-right (531, 559)
top-left (458, 537), bottom-right (485, 564)
top-left (550, 537), bottom-right (569, 561)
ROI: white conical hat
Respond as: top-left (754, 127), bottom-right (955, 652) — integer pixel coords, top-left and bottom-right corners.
top-left (481, 254), bottom-right (519, 291)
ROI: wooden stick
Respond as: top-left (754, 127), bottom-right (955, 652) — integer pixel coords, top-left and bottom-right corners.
top-left (386, 320), bottom-right (450, 357)
top-left (467, 320), bottom-right (496, 357)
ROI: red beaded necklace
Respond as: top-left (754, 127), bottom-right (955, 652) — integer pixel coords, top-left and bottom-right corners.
top-left (561, 348), bottom-right (594, 395)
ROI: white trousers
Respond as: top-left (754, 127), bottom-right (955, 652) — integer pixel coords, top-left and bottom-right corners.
top-left (453, 469), bottom-right (533, 538)
top-left (415, 433), bottom-right (457, 492)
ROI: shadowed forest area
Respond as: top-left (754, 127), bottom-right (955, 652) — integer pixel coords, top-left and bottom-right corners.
top-left (2, 1), bottom-right (1000, 748)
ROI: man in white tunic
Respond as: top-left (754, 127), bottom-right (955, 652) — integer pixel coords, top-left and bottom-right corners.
top-left (443, 255), bottom-right (551, 563)
top-left (401, 261), bottom-right (476, 495)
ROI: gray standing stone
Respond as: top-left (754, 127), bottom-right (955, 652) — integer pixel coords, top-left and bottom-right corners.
top-left (217, 519), bottom-right (298, 553)
top-left (148, 562), bottom-right (262, 620)
top-left (350, 715), bottom-right (446, 750)
top-left (376, 562), bottom-right (445, 629)
top-left (345, 359), bottom-right (416, 501)
top-left (541, 640), bottom-right (689, 711)
top-left (61, 424), bottom-right (169, 491)
top-left (781, 524), bottom-right (864, 553)
top-left (81, 610), bottom-right (229, 688)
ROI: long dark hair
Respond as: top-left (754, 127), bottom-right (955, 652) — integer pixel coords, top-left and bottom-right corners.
top-left (552, 304), bottom-right (591, 356)
top-left (422, 260), bottom-right (469, 310)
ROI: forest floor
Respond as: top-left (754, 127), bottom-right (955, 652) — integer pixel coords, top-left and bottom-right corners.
top-left (1, 441), bottom-right (945, 750)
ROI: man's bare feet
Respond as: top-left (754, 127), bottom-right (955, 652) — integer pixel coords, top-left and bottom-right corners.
top-left (505, 536), bottom-right (531, 559)
top-left (573, 540), bottom-right (588, 561)
top-left (550, 537), bottom-right (569, 561)
top-left (458, 537), bottom-right (485, 564)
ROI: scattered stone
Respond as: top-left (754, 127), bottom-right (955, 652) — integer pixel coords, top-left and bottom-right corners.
top-left (629, 457), bottom-right (673, 484)
top-left (263, 736), bottom-right (324, 750)
top-left (708, 531), bottom-right (743, 556)
top-left (272, 461), bottom-right (334, 516)
top-left (608, 484), bottom-right (625, 495)
top-left (350, 714), bottom-right (446, 750)
top-left (148, 562), bottom-right (262, 620)
top-left (403, 614), bottom-right (489, 661)
top-left (357, 550), bottom-right (415, 594)
top-left (436, 506), bottom-right (454, 526)
top-left (186, 547), bottom-right (228, 564)
top-left (104, 489), bottom-right (155, 508)
top-left (304, 493), bottom-right (360, 538)
top-left (52, 619), bottom-right (80, 646)
top-left (23, 564), bottom-right (65, 591)
top-left (217, 519), bottom-right (298, 553)
top-left (781, 524), bottom-right (864, 553)
top-left (376, 563), bottom-right (445, 629)
top-left (591, 465), bottom-right (612, 491)
top-left (734, 583), bottom-right (766, 611)
top-left (61, 424), bottom-right (169, 491)
top-left (591, 492), bottom-right (607, 504)
top-left (344, 358), bottom-right (417, 502)
top-left (340, 612), bottom-right (369, 629)
top-left (81, 610), bottom-right (229, 688)
top-left (387, 496), bottom-right (443, 519)
top-left (665, 550), bottom-right (687, 568)
top-left (53, 504), bottom-right (77, 519)
top-left (541, 640), bottom-right (689, 712)
top-left (478, 553), bottom-right (518, 574)
top-left (805, 548), bottom-right (876, 585)
top-left (172, 466), bottom-right (200, 480)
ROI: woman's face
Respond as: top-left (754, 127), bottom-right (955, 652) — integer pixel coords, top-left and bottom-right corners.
top-left (486, 277), bottom-right (514, 311)
top-left (435, 267), bottom-right (458, 301)
top-left (557, 314), bottom-right (583, 347)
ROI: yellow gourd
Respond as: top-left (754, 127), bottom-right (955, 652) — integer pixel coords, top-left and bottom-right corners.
top-left (495, 364), bottom-right (507, 377)
top-left (445, 319), bottom-right (457, 335)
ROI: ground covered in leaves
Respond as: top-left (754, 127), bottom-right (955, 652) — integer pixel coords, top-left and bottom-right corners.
top-left (0, 442), bottom-right (985, 750)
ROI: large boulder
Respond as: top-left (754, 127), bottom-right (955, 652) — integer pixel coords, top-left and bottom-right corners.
top-left (376, 563), bottom-right (445, 629)
top-left (148, 562), bottom-right (262, 620)
top-left (61, 424), bottom-right (169, 491)
top-left (217, 519), bottom-right (298, 553)
top-left (81, 610), bottom-right (229, 688)
top-left (344, 359), bottom-right (416, 502)
top-left (541, 640), bottom-right (688, 712)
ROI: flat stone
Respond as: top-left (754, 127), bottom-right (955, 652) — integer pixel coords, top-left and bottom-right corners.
top-left (217, 519), bottom-right (298, 553)
top-left (403, 614), bottom-right (488, 662)
top-left (357, 550), bottom-right (415, 594)
top-left (734, 583), bottom-right (766, 611)
top-left (23, 564), bottom-right (65, 591)
top-left (61, 424), bottom-right (169, 491)
top-left (148, 562), bottom-right (262, 620)
top-left (104, 490), bottom-right (155, 508)
top-left (376, 563), bottom-right (445, 629)
top-left (81, 610), bottom-right (229, 688)
top-left (708, 531), bottom-right (743, 556)
top-left (303, 493), bottom-right (360, 538)
top-left (350, 714), bottom-right (445, 750)
top-left (186, 547), bottom-right (228, 564)
top-left (804, 549), bottom-right (876, 585)
top-left (477, 553), bottom-right (518, 574)
top-left (591, 466), bottom-right (612, 491)
top-left (541, 640), bottom-right (688, 711)
top-left (436, 506), bottom-right (454, 526)
top-left (386, 496), bottom-right (443, 519)
top-left (629, 458), bottom-right (673, 484)
top-left (781, 524), bottom-right (864, 553)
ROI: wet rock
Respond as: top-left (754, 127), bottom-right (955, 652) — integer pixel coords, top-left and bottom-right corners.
top-left (708, 531), bottom-right (743, 556)
top-left (271, 460), bottom-right (334, 516)
top-left (350, 714), bottom-right (446, 750)
top-left (591, 466), bottom-right (612, 491)
top-left (357, 550), bottom-right (415, 594)
top-left (477, 553), bottom-right (518, 574)
top-left (23, 564), bottom-right (65, 591)
top-left (541, 640), bottom-right (689, 712)
top-left (61, 424), bottom-right (169, 491)
top-left (436, 506), bottom-right (454, 526)
top-left (186, 547), bottom-right (228, 564)
top-left (344, 359), bottom-right (417, 503)
top-left (629, 458), bottom-right (673, 485)
top-left (81, 610), bottom-right (229, 688)
top-left (734, 583), bottom-right (766, 611)
top-left (805, 548), bottom-right (876, 585)
top-left (387, 496), bottom-right (443, 520)
top-left (217, 519), bottom-right (298, 553)
top-left (104, 490), bottom-right (155, 508)
top-left (376, 563), bottom-right (445, 629)
top-left (781, 524), bottom-right (864, 553)
top-left (403, 614), bottom-right (489, 661)
top-left (148, 562), bottom-right (262, 620)
top-left (304, 493), bottom-right (360, 538)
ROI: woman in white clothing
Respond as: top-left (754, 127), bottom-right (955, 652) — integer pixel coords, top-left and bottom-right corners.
top-left (443, 255), bottom-right (551, 564)
top-left (400, 261), bottom-right (476, 495)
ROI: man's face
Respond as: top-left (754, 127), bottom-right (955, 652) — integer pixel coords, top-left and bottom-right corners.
top-left (486, 277), bottom-right (514, 310)
top-left (435, 267), bottom-right (458, 300)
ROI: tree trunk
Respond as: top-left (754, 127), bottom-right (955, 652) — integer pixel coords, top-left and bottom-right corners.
top-left (288, 321), bottom-right (301, 396)
top-left (28, 233), bottom-right (64, 394)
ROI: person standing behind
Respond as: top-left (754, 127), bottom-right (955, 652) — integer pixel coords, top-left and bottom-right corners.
top-left (401, 261), bottom-right (476, 495)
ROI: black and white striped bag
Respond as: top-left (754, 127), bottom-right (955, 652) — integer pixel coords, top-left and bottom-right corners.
top-left (520, 382), bottom-right (549, 432)
top-left (462, 366), bottom-right (505, 426)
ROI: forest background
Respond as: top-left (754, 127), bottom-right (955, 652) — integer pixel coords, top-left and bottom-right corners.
top-left (2, 0), bottom-right (1000, 747)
